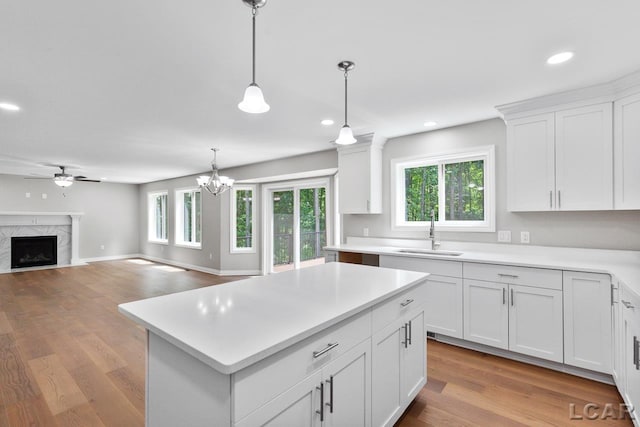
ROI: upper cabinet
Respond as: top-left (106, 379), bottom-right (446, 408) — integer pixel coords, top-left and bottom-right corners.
top-left (337, 133), bottom-right (386, 214)
top-left (505, 103), bottom-right (613, 212)
top-left (614, 92), bottom-right (640, 209)
top-left (498, 70), bottom-right (640, 212)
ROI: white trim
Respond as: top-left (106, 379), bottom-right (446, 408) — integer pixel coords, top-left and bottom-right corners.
top-left (230, 184), bottom-right (257, 254)
top-left (140, 254), bottom-right (261, 277)
top-left (0, 211), bottom-right (84, 216)
top-left (391, 145), bottom-right (496, 232)
top-left (261, 177), bottom-right (332, 275)
top-left (236, 168), bottom-right (338, 184)
top-left (81, 254), bottom-right (143, 263)
top-left (147, 190), bottom-right (168, 244)
top-left (174, 187), bottom-right (202, 249)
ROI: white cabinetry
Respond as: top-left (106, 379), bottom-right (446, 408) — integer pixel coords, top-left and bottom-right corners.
top-left (621, 284), bottom-right (640, 424)
top-left (614, 92), bottom-right (640, 209)
top-left (337, 136), bottom-right (385, 214)
top-left (463, 263), bottom-right (564, 363)
top-left (379, 255), bottom-right (463, 339)
top-left (505, 103), bottom-right (613, 212)
top-left (372, 309), bottom-right (425, 427)
top-left (237, 339), bottom-right (371, 427)
top-left (563, 271), bottom-right (612, 374)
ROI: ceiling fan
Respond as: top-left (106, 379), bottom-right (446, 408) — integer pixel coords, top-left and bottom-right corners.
top-left (25, 166), bottom-right (101, 187)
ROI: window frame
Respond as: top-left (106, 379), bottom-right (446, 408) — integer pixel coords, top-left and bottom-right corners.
top-left (147, 191), bottom-right (168, 244)
top-left (230, 184), bottom-right (257, 254)
top-left (391, 146), bottom-right (495, 232)
top-left (175, 187), bottom-right (202, 249)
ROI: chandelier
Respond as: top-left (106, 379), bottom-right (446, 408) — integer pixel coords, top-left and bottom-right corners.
top-left (197, 148), bottom-right (235, 196)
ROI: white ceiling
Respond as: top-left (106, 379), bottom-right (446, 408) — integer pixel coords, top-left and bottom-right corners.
top-left (1, 0), bottom-right (639, 183)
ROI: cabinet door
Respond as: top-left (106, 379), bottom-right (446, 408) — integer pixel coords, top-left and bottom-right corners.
top-left (401, 311), bottom-right (426, 404)
top-left (622, 287), bottom-right (640, 420)
top-left (463, 279), bottom-right (509, 349)
top-left (338, 147), bottom-right (370, 214)
top-left (555, 103), bottom-right (613, 210)
top-left (235, 372), bottom-right (321, 427)
top-left (424, 275), bottom-right (463, 338)
top-left (506, 113), bottom-right (556, 211)
top-left (614, 92), bottom-right (640, 209)
top-left (563, 271), bottom-right (612, 373)
top-left (323, 339), bottom-right (371, 427)
top-left (371, 321), bottom-right (403, 427)
top-left (508, 284), bottom-right (563, 362)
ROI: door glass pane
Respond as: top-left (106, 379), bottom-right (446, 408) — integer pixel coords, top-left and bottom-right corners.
top-left (444, 160), bottom-right (484, 221)
top-left (299, 188), bottom-right (326, 269)
top-left (183, 192), bottom-right (192, 241)
top-left (273, 190), bottom-right (294, 272)
top-left (236, 189), bottom-right (253, 248)
top-left (195, 191), bottom-right (201, 243)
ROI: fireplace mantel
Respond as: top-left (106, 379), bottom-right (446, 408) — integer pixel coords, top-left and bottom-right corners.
top-left (0, 212), bottom-right (84, 269)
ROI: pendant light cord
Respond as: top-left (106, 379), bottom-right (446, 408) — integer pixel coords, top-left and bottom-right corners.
top-left (344, 70), bottom-right (348, 126)
top-left (252, 7), bottom-right (257, 84)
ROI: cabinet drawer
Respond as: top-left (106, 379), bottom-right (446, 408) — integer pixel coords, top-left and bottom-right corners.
top-left (380, 255), bottom-right (462, 277)
top-left (232, 310), bottom-right (371, 423)
top-left (371, 282), bottom-right (426, 333)
top-left (463, 262), bottom-right (562, 290)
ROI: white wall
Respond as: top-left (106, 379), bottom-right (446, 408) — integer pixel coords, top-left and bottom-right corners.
top-left (0, 174), bottom-right (140, 259)
top-left (138, 150), bottom-right (338, 274)
top-left (342, 119), bottom-right (640, 250)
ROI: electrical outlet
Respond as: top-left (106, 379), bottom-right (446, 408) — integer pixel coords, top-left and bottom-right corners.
top-left (363, 227), bottom-right (369, 237)
top-left (209, 253), bottom-right (213, 260)
top-left (521, 231), bottom-right (530, 244)
top-left (497, 230), bottom-right (511, 243)
top-left (100, 245), bottom-right (105, 250)
top-left (41, 193), bottom-right (47, 199)
top-left (25, 192), bottom-right (31, 198)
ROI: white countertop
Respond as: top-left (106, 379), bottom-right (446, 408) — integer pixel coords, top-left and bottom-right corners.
top-left (118, 262), bottom-right (428, 374)
top-left (325, 240), bottom-right (640, 297)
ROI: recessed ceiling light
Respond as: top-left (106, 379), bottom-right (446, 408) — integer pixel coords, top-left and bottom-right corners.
top-left (321, 119), bottom-right (334, 126)
top-left (547, 51), bottom-right (574, 65)
top-left (423, 121), bottom-right (437, 127)
top-left (0, 102), bottom-right (21, 112)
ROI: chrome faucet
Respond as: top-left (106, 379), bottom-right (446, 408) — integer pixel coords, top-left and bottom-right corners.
top-left (428, 209), bottom-right (440, 250)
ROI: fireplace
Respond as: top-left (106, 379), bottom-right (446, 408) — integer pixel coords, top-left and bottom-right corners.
top-left (11, 236), bottom-right (58, 269)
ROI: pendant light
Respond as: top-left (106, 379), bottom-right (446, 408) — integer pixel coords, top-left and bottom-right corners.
top-left (238, 0), bottom-right (270, 114)
top-left (197, 148), bottom-right (235, 196)
top-left (335, 60), bottom-right (357, 145)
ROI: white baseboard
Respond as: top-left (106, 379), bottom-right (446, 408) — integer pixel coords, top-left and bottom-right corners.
top-left (80, 253), bottom-right (143, 263)
top-left (139, 254), bottom-right (261, 277)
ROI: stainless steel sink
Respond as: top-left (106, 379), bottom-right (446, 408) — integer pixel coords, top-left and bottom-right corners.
top-left (395, 248), bottom-right (463, 256)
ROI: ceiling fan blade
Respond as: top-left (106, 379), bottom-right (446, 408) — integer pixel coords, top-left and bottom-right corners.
top-left (74, 178), bottom-right (101, 183)
top-left (24, 177), bottom-right (52, 180)
top-left (73, 175), bottom-right (87, 179)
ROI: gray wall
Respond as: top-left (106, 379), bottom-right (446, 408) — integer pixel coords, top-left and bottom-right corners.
top-left (0, 174), bottom-right (140, 258)
top-left (138, 150), bottom-right (338, 273)
top-left (342, 118), bottom-right (640, 251)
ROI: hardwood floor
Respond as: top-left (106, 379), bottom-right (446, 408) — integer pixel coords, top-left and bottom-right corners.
top-left (0, 260), bottom-right (632, 426)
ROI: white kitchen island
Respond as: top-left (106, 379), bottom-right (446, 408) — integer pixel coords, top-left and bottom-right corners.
top-left (119, 262), bottom-right (429, 427)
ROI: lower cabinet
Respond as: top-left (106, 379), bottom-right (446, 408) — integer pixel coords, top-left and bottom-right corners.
top-left (563, 271), bottom-right (612, 373)
top-left (236, 339), bottom-right (371, 427)
top-left (424, 275), bottom-right (463, 339)
top-left (463, 279), bottom-right (563, 362)
top-left (621, 284), bottom-right (640, 424)
top-left (372, 309), bottom-right (426, 427)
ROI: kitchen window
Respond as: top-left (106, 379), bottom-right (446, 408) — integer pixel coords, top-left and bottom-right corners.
top-left (175, 188), bottom-right (202, 248)
top-left (230, 185), bottom-right (256, 253)
top-left (148, 191), bottom-right (168, 243)
top-left (392, 146), bottom-right (495, 232)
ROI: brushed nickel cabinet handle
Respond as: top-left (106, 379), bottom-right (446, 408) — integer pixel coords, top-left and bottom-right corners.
top-left (498, 273), bottom-right (519, 279)
top-left (408, 320), bottom-right (412, 345)
top-left (622, 300), bottom-right (635, 309)
top-left (634, 336), bottom-right (639, 370)
top-left (400, 299), bottom-right (414, 307)
top-left (511, 288), bottom-right (514, 306)
top-left (402, 323), bottom-right (408, 348)
top-left (502, 288), bottom-right (506, 305)
top-left (558, 190), bottom-right (561, 209)
top-left (313, 342), bottom-right (339, 358)
top-left (549, 190), bottom-right (553, 208)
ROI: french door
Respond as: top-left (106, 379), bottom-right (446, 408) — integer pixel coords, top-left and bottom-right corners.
top-left (264, 178), bottom-right (331, 274)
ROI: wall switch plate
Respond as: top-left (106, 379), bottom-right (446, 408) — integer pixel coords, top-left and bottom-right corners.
top-left (497, 230), bottom-right (511, 243)
top-left (521, 231), bottom-right (530, 244)
top-left (41, 193), bottom-right (47, 199)
top-left (209, 253), bottom-right (213, 260)
top-left (100, 245), bottom-right (105, 250)
top-left (363, 227), bottom-right (369, 237)
top-left (25, 192), bottom-right (31, 198)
